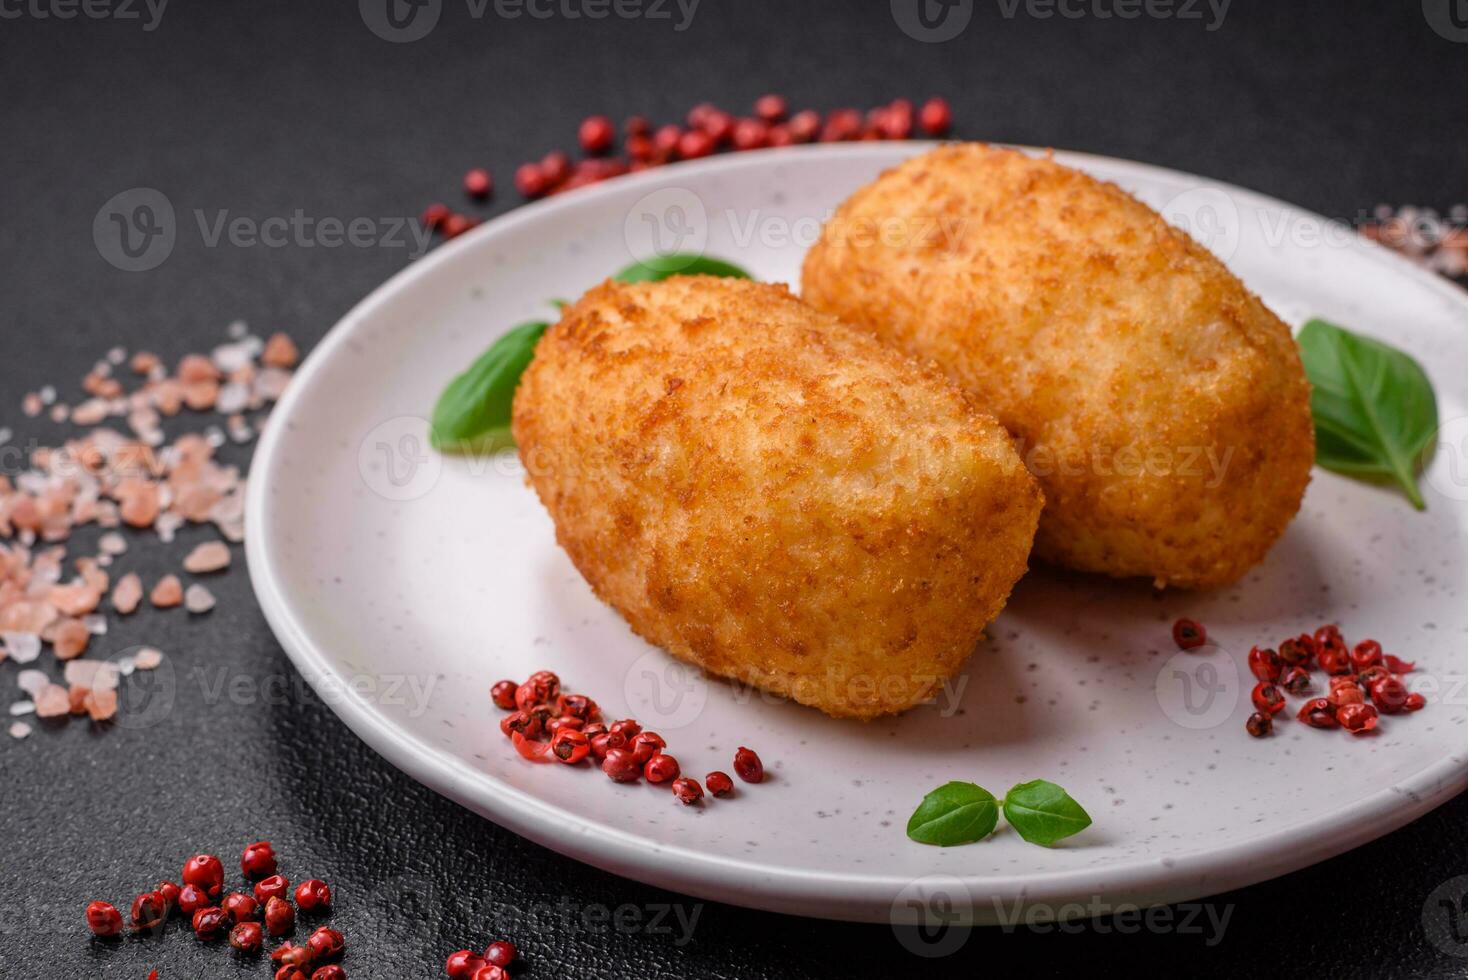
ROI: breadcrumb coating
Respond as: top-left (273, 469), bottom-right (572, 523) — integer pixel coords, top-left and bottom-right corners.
top-left (513, 276), bottom-right (1042, 718)
top-left (802, 144), bottom-right (1314, 588)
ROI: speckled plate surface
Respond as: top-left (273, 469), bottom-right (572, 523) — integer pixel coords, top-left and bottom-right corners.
top-left (246, 143), bottom-right (1468, 925)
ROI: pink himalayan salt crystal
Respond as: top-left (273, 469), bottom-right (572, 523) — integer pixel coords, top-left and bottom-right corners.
top-left (150, 574), bottom-right (183, 608)
top-left (0, 601), bottom-right (59, 636)
top-left (184, 584), bottom-right (216, 614)
top-left (112, 573), bottom-right (143, 614)
top-left (178, 353), bottom-right (219, 383)
top-left (5, 633), bottom-right (42, 665)
top-left (183, 541), bottom-right (230, 574)
top-left (52, 619), bottom-right (91, 660)
top-left (17, 669), bottom-right (48, 696)
top-left (9, 721), bottom-right (32, 739)
top-left (85, 688), bottom-right (118, 721)
top-left (48, 583), bottom-right (102, 617)
top-left (262, 333), bottom-right (299, 368)
top-left (117, 480), bottom-right (160, 528)
top-left (33, 684), bottom-right (70, 719)
top-left (65, 659), bottom-right (118, 691)
top-left (134, 647), bottom-right (163, 670)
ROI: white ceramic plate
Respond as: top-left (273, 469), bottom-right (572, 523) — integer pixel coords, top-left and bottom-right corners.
top-left (246, 143), bottom-right (1468, 925)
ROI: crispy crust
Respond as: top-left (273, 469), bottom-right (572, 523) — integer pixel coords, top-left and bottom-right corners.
top-left (801, 144), bottom-right (1315, 588)
top-left (512, 277), bottom-right (1043, 718)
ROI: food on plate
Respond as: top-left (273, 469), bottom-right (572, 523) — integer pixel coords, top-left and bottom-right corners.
top-left (511, 275), bottom-right (1043, 718)
top-left (801, 143), bottom-right (1315, 588)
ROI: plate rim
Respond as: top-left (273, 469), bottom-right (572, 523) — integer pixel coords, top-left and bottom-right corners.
top-left (245, 141), bottom-right (1468, 923)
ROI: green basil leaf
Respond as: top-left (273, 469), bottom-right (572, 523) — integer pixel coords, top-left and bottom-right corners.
top-left (1297, 318), bottom-right (1437, 510)
top-left (612, 254), bottom-right (753, 284)
top-left (1002, 780), bottom-right (1092, 846)
top-left (429, 321), bottom-right (548, 454)
top-left (906, 782), bottom-right (999, 847)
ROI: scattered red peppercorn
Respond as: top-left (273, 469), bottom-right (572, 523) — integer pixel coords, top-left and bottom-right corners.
top-left (545, 715), bottom-right (585, 736)
top-left (919, 97), bottom-right (952, 136)
top-left (264, 896), bottom-right (295, 937)
top-left (182, 854), bottom-right (224, 897)
top-left (579, 115), bottom-right (615, 154)
top-left (446, 950), bottom-right (486, 978)
top-left (551, 728), bottom-right (590, 764)
top-left (421, 203), bottom-right (450, 232)
top-left (678, 129), bottom-right (715, 159)
top-left (540, 150), bottom-right (572, 187)
top-left (686, 102), bottom-right (716, 128)
top-left (272, 942), bottom-right (313, 967)
top-left (1245, 711), bottom-right (1272, 738)
top-left (1278, 636), bottom-right (1312, 667)
top-left (514, 163), bottom-right (548, 199)
top-left (1247, 646), bottom-right (1282, 683)
top-left (296, 880), bottom-right (332, 913)
top-left (625, 115), bottom-right (651, 137)
top-left (1327, 681), bottom-right (1364, 709)
top-left (1317, 648), bottom-right (1351, 675)
top-left (230, 920), bottom-right (265, 954)
top-left (653, 124), bottom-right (682, 158)
top-left (178, 883), bottom-right (210, 916)
top-left (254, 875), bottom-right (290, 904)
top-left (787, 109), bottom-right (820, 142)
top-left (556, 693), bottom-right (597, 720)
top-left (1405, 692), bottom-right (1427, 712)
top-left (276, 969), bottom-right (310, 980)
top-left (192, 906), bottom-right (230, 941)
top-left (442, 213), bottom-right (477, 239)
top-left (223, 892), bottom-right (259, 923)
top-left (644, 752), bottom-right (681, 784)
top-left (1172, 618), bottom-right (1206, 650)
top-left (1351, 639), bottom-right (1383, 672)
top-left (130, 891), bottom-right (167, 932)
top-left (879, 99), bottom-right (914, 139)
top-left (821, 108), bottom-right (862, 142)
top-left (483, 940), bottom-right (517, 968)
top-left (733, 746), bottom-right (764, 783)
top-left (155, 880), bottom-right (181, 911)
top-left (1280, 666), bottom-right (1311, 696)
top-left (512, 730), bottom-right (555, 762)
top-left (1385, 655), bottom-right (1417, 673)
top-left (1369, 675), bottom-right (1411, 713)
top-left (766, 124), bottom-right (794, 147)
top-left (732, 117), bottom-right (770, 151)
top-left (240, 841), bottom-right (278, 879)
top-left (463, 168), bottom-right (493, 199)
top-left (471, 967), bottom-right (508, 980)
top-left (307, 926), bottom-right (345, 961)
top-left (1338, 702), bottom-right (1379, 735)
top-left (490, 680), bottom-right (517, 710)
top-left (1357, 665), bottom-right (1390, 688)
top-left (629, 731), bottom-right (666, 764)
top-left (672, 776), bottom-right (704, 805)
top-left (1298, 698), bottom-right (1338, 729)
top-left (1250, 682), bottom-right (1285, 715)
top-left (754, 94), bottom-right (788, 122)
top-left (602, 747), bottom-right (642, 783)
top-left (312, 967), bottom-right (347, 980)
top-left (86, 901), bottom-right (123, 938)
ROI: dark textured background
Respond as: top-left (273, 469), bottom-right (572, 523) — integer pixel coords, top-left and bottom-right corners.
top-left (2, 1), bottom-right (1466, 977)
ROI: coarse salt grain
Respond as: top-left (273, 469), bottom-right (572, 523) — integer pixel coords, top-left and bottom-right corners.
top-left (9, 721), bottom-right (32, 739)
top-left (17, 670), bottom-right (48, 696)
top-left (134, 647), bottom-right (164, 670)
top-left (33, 684), bottom-right (69, 718)
top-left (98, 532), bottom-right (127, 555)
top-left (151, 575), bottom-right (183, 608)
top-left (183, 541), bottom-right (231, 574)
top-left (9, 701), bottom-right (35, 716)
top-left (3, 632), bottom-right (41, 664)
top-left (185, 584), bottom-right (216, 614)
top-left (111, 573), bottom-right (143, 615)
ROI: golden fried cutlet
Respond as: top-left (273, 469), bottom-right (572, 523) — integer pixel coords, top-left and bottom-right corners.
top-left (802, 144), bottom-right (1314, 589)
top-left (512, 276), bottom-right (1043, 718)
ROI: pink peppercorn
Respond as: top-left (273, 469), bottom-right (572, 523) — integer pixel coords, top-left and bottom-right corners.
top-left (579, 115), bottom-right (615, 154)
top-left (919, 97), bottom-right (952, 136)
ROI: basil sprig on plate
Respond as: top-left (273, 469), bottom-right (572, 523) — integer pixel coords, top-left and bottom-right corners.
top-left (907, 779), bottom-right (1092, 848)
top-left (1297, 318), bottom-right (1438, 510)
top-left (430, 254), bottom-right (752, 454)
